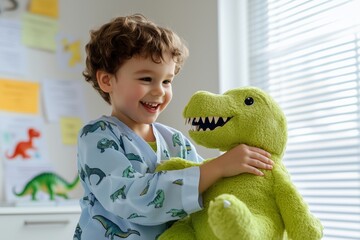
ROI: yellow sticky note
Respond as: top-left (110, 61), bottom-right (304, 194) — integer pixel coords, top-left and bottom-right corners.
top-left (29, 0), bottom-right (59, 18)
top-left (60, 117), bottom-right (83, 145)
top-left (0, 78), bottom-right (39, 114)
top-left (22, 13), bottom-right (58, 52)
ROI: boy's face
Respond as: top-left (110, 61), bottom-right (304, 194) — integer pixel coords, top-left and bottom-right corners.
top-left (107, 54), bottom-right (175, 131)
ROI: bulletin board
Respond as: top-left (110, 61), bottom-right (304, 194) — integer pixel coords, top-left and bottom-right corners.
top-left (0, 0), bottom-right (101, 205)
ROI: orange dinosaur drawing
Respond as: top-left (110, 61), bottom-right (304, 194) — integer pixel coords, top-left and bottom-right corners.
top-left (6, 128), bottom-right (41, 160)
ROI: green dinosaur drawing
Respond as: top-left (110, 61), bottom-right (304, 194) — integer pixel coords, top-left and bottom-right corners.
top-left (185, 142), bottom-right (192, 154)
top-left (172, 179), bottom-right (184, 186)
top-left (163, 149), bottom-right (169, 158)
top-left (80, 120), bottom-right (107, 137)
top-left (147, 189), bottom-right (165, 208)
top-left (73, 223), bottom-right (82, 240)
top-left (93, 215), bottom-right (140, 239)
top-left (172, 133), bottom-right (182, 147)
top-left (127, 213), bottom-right (146, 219)
top-left (166, 209), bottom-right (187, 218)
top-left (140, 181), bottom-right (150, 196)
top-left (140, 172), bottom-right (166, 196)
top-left (82, 195), bottom-right (96, 206)
top-left (79, 167), bottom-right (86, 182)
top-left (110, 185), bottom-right (126, 202)
top-left (84, 164), bottom-right (106, 185)
top-left (97, 138), bottom-right (119, 153)
top-left (13, 172), bottom-right (79, 200)
top-left (122, 166), bottom-right (135, 178)
top-left (118, 135), bottom-right (125, 152)
top-left (125, 153), bottom-right (143, 162)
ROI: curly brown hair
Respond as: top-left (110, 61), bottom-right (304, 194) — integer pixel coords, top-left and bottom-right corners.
top-left (83, 14), bottom-right (189, 105)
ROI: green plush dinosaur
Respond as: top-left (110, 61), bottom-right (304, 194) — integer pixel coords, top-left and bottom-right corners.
top-left (156, 87), bottom-right (323, 240)
top-left (13, 172), bottom-right (79, 201)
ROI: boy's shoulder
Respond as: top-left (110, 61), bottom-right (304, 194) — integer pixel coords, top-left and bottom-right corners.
top-left (84, 116), bottom-right (126, 129)
top-left (80, 115), bottom-right (127, 137)
top-left (83, 115), bottom-right (109, 125)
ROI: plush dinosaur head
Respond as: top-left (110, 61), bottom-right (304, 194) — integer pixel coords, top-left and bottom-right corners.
top-left (183, 87), bottom-right (287, 157)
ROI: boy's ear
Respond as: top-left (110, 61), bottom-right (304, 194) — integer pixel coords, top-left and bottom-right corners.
top-left (96, 70), bottom-right (112, 93)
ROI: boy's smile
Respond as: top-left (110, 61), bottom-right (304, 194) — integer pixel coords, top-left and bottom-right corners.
top-left (141, 101), bottom-right (161, 113)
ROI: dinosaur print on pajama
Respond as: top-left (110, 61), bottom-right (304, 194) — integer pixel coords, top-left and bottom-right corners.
top-left (74, 116), bottom-right (203, 239)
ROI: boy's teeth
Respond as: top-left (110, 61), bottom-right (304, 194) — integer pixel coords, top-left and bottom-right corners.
top-left (143, 102), bottom-right (158, 107)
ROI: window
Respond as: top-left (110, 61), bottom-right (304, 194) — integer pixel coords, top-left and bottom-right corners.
top-left (247, 0), bottom-right (360, 239)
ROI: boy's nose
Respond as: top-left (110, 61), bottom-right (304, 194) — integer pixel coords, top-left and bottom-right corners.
top-left (151, 85), bottom-right (165, 96)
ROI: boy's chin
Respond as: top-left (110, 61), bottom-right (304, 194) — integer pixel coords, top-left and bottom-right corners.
top-left (139, 117), bottom-right (158, 125)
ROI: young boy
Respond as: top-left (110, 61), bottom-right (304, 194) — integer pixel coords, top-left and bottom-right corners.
top-left (74, 14), bottom-right (273, 240)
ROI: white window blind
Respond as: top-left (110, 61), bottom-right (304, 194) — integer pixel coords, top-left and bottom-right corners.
top-left (247, 0), bottom-right (360, 239)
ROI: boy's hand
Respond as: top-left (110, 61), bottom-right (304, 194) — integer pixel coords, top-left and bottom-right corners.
top-left (199, 144), bottom-right (273, 193)
top-left (217, 144), bottom-right (273, 177)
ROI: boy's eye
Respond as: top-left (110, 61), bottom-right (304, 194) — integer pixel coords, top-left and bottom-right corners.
top-left (140, 77), bottom-right (152, 82)
top-left (163, 80), bottom-right (172, 84)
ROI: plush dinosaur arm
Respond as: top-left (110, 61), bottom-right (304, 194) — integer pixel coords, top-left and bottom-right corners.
top-left (155, 157), bottom-right (201, 172)
top-left (273, 164), bottom-right (323, 240)
top-left (158, 217), bottom-right (196, 240)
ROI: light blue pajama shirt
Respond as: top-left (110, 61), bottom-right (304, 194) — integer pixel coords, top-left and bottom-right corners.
top-left (73, 115), bottom-right (203, 240)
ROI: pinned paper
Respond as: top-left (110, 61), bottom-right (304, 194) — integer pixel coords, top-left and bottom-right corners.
top-left (42, 79), bottom-right (87, 122)
top-left (0, 78), bottom-right (39, 114)
top-left (0, 114), bottom-right (48, 162)
top-left (0, 19), bottom-right (26, 75)
top-left (28, 0), bottom-right (59, 18)
top-left (22, 13), bottom-right (58, 52)
top-left (60, 117), bottom-right (82, 145)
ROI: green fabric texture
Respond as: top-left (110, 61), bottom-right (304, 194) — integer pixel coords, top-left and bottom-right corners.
top-left (147, 141), bottom-right (157, 152)
top-left (156, 87), bottom-right (323, 240)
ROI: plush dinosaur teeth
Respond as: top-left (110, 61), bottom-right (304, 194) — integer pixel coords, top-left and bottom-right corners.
top-left (186, 116), bottom-right (232, 131)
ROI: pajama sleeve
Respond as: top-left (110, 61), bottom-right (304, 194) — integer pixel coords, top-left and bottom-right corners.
top-left (78, 124), bottom-right (202, 226)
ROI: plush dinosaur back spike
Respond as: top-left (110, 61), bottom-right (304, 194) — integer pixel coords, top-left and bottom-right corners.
top-left (157, 87), bottom-right (323, 240)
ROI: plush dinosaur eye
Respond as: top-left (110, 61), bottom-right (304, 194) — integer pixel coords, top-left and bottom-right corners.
top-left (244, 97), bottom-right (254, 106)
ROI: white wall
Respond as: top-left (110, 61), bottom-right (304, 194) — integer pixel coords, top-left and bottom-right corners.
top-left (218, 0), bottom-right (249, 92)
top-left (0, 0), bottom-right (221, 202)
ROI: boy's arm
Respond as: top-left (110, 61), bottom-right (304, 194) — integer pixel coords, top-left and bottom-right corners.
top-left (161, 143), bottom-right (273, 194)
top-left (273, 164), bottom-right (323, 240)
top-left (78, 129), bottom-right (202, 226)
